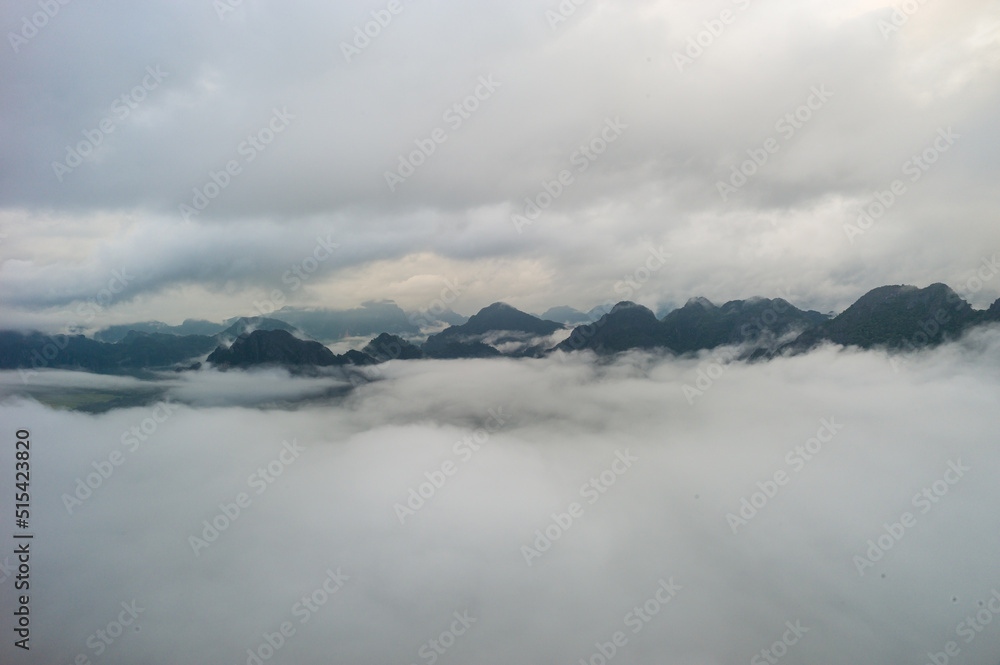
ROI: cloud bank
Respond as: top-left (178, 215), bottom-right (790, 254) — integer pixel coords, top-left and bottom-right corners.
top-left (2, 333), bottom-right (1000, 663)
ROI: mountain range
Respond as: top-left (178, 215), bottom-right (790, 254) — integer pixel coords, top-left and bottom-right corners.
top-left (3, 283), bottom-right (998, 375)
top-left (92, 300), bottom-right (465, 344)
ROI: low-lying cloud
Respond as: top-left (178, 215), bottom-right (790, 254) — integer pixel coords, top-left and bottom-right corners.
top-left (2, 332), bottom-right (1000, 663)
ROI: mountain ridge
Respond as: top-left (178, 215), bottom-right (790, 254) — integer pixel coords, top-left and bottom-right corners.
top-left (4, 284), bottom-right (999, 374)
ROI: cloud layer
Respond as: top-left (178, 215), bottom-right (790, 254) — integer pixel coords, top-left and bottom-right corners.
top-left (2, 333), bottom-right (1000, 663)
top-left (2, 0), bottom-right (1000, 325)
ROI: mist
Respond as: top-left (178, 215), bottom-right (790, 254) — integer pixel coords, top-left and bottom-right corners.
top-left (2, 331), bottom-right (1000, 664)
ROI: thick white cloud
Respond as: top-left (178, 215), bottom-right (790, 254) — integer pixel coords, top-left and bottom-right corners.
top-left (2, 333), bottom-right (1000, 662)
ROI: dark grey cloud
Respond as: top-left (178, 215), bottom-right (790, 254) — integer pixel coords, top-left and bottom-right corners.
top-left (1, 0), bottom-right (999, 332)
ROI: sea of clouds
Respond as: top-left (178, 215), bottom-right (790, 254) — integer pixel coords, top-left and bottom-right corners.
top-left (2, 328), bottom-right (1000, 664)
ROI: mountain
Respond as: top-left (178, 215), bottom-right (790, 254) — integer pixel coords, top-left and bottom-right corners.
top-left (429, 309), bottom-right (468, 326)
top-left (362, 333), bottom-right (423, 361)
top-left (115, 331), bottom-right (219, 366)
top-left (273, 301), bottom-right (419, 341)
top-left (660, 296), bottom-right (828, 353)
top-left (93, 302), bottom-right (466, 346)
top-left (5, 283), bottom-right (998, 375)
top-left (555, 297), bottom-right (827, 355)
top-left (791, 283), bottom-right (981, 351)
top-left (587, 304), bottom-right (615, 321)
top-left (540, 306), bottom-right (592, 325)
top-left (0, 332), bottom-right (115, 373)
top-left (218, 317), bottom-right (300, 340)
top-left (447, 302), bottom-right (563, 336)
top-left (0, 330), bottom-right (218, 373)
top-left (423, 302), bottom-right (563, 358)
top-left (95, 319), bottom-right (222, 342)
top-left (556, 302), bottom-right (667, 354)
top-left (207, 329), bottom-right (344, 367)
top-left (985, 297), bottom-right (1000, 323)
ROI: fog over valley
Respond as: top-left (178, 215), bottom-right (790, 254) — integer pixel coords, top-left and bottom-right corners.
top-left (2, 330), bottom-right (1000, 663)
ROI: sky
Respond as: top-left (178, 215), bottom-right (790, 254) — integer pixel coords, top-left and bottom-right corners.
top-left (2, 0), bottom-right (1000, 332)
top-left (2, 329), bottom-right (1000, 663)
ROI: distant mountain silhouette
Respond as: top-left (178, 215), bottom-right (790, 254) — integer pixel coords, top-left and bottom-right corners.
top-left (540, 306), bottom-right (592, 325)
top-left (95, 319), bottom-right (222, 342)
top-left (423, 302), bottom-right (563, 358)
top-left (557, 302), bottom-right (666, 353)
top-left (218, 317), bottom-right (300, 341)
top-left (272, 301), bottom-right (425, 341)
top-left (0, 330), bottom-right (218, 374)
top-left (4, 284), bottom-right (999, 374)
top-left (557, 297), bottom-right (826, 355)
top-left (789, 283), bottom-right (984, 352)
top-left (659, 296), bottom-right (827, 353)
top-left (362, 333), bottom-right (424, 361)
top-left (207, 329), bottom-right (344, 367)
top-left (93, 301), bottom-right (468, 347)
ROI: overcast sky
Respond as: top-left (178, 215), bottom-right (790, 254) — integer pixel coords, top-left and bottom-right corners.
top-left (2, 0), bottom-right (999, 330)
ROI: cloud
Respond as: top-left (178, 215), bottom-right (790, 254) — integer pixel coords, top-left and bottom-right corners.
top-left (2, 1), bottom-right (1000, 325)
top-left (2, 333), bottom-right (1000, 662)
